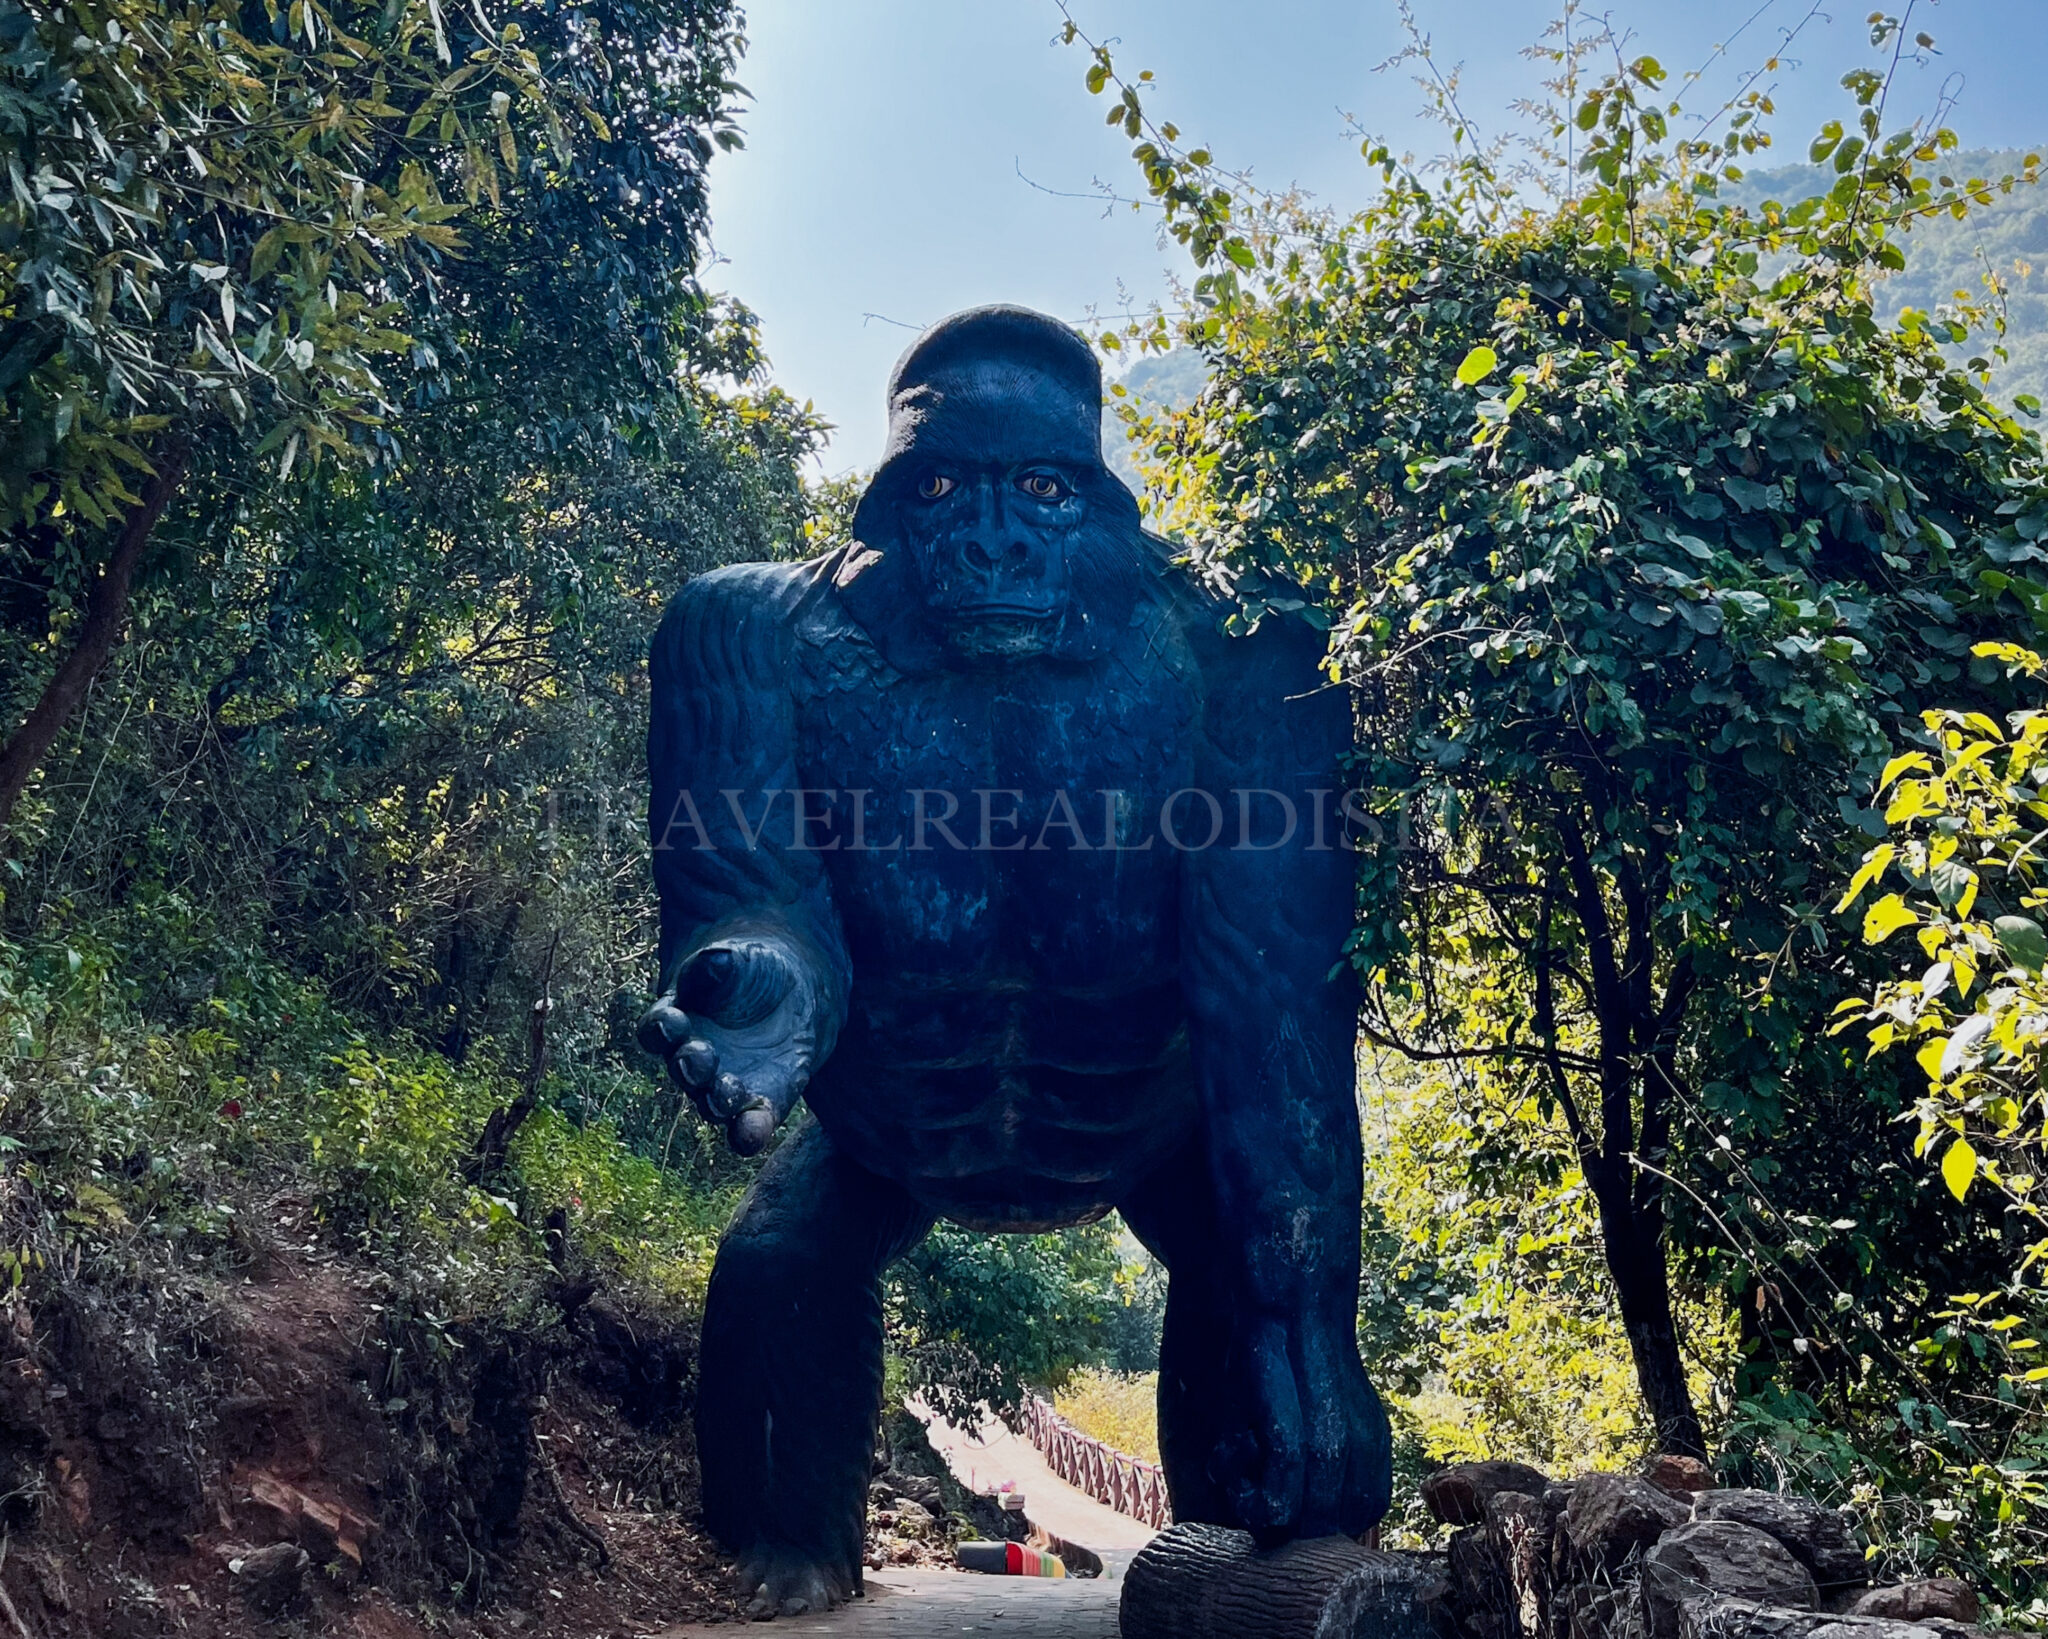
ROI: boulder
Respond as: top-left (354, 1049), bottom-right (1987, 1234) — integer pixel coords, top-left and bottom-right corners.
top-left (1564, 1581), bottom-right (1630, 1639)
top-left (1846, 1582), bottom-right (1980, 1624)
top-left (1447, 1524), bottom-right (1513, 1638)
top-left (1670, 1596), bottom-right (1974, 1639)
top-left (1644, 1456), bottom-right (1715, 1498)
top-left (1564, 1472), bottom-right (1691, 1567)
top-left (1641, 1520), bottom-right (1818, 1639)
top-left (1485, 1489), bottom-right (1554, 1639)
top-left (232, 1542), bottom-right (310, 1617)
top-left (1425, 1461), bottom-right (1553, 1527)
top-left (1692, 1490), bottom-right (1867, 1588)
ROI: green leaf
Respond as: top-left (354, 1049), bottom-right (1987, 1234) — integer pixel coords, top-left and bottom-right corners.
top-left (250, 227), bottom-right (288, 281)
top-left (1942, 1136), bottom-right (1979, 1201)
top-left (1994, 915), bottom-right (2048, 973)
top-left (1455, 345), bottom-right (1498, 387)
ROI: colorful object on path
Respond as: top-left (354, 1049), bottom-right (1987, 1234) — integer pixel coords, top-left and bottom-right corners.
top-left (957, 1541), bottom-right (1067, 1578)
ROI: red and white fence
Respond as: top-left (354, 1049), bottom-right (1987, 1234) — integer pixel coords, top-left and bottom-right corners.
top-left (1019, 1393), bottom-right (1172, 1529)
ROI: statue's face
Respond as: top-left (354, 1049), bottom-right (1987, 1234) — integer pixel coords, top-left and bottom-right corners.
top-left (889, 364), bottom-right (1089, 662)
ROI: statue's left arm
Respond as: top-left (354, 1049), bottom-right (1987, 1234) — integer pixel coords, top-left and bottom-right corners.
top-left (1181, 610), bottom-right (1387, 1538)
top-left (636, 564), bottom-right (850, 1155)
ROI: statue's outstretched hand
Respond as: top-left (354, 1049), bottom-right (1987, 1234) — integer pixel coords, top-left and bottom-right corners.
top-left (636, 938), bottom-right (823, 1155)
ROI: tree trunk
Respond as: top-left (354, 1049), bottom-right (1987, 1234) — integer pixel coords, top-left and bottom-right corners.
top-left (1591, 1168), bottom-right (1707, 1459)
top-left (0, 445), bottom-right (189, 830)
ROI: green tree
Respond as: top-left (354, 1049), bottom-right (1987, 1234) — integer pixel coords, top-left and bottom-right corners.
top-left (1071, 9), bottom-right (2048, 1458)
top-left (0, 0), bottom-right (735, 826)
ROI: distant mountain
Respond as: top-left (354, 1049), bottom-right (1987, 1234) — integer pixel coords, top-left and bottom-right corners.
top-left (1102, 147), bottom-right (2048, 474)
top-left (1731, 148), bottom-right (2048, 411)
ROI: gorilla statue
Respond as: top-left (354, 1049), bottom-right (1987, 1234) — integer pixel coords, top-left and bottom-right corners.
top-left (637, 305), bottom-right (1389, 1618)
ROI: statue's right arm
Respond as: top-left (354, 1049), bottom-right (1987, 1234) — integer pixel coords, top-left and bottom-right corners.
top-left (636, 565), bottom-right (850, 1154)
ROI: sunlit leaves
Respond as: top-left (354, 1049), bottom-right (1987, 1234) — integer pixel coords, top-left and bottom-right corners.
top-left (1864, 894), bottom-right (1921, 944)
top-left (1942, 1135), bottom-right (1980, 1201)
top-left (1454, 345), bottom-right (1499, 386)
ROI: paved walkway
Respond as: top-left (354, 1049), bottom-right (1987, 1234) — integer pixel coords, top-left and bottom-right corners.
top-left (915, 1403), bottom-right (1158, 1577)
top-left (649, 1405), bottom-right (1153, 1635)
top-left (650, 1567), bottom-right (1119, 1636)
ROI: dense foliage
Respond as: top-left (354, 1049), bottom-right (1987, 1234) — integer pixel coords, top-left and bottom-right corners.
top-left (1838, 641), bottom-right (2048, 1599)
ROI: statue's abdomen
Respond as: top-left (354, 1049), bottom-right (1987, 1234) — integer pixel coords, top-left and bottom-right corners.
top-left (796, 642), bottom-right (1200, 1225)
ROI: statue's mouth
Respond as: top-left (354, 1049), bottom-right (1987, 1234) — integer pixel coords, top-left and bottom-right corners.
top-left (946, 611), bottom-right (1056, 659)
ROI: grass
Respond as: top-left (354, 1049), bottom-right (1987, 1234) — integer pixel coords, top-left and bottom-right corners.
top-left (1053, 1367), bottom-right (1160, 1464)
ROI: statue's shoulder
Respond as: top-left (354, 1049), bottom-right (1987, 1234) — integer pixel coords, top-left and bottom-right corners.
top-left (652, 554), bottom-right (843, 689)
top-left (1136, 532), bottom-right (1329, 680)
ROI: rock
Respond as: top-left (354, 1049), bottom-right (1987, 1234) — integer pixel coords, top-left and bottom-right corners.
top-left (868, 1480), bottom-right (894, 1506)
top-left (1692, 1490), bottom-right (1867, 1588)
top-left (883, 1470), bottom-right (945, 1510)
top-left (1668, 1596), bottom-right (1975, 1639)
top-left (1425, 1461), bottom-right (1553, 1527)
top-left (1564, 1472), bottom-right (1691, 1567)
top-left (1447, 1523), bottom-right (1511, 1629)
top-left (1846, 1581), bottom-right (1980, 1624)
top-left (1562, 1581), bottom-right (1628, 1639)
top-left (1642, 1521), bottom-right (1818, 1639)
top-left (1644, 1456), bottom-right (1715, 1498)
top-left (1485, 1489), bottom-right (1553, 1639)
top-left (894, 1495), bottom-right (934, 1521)
top-left (233, 1541), bottom-right (310, 1616)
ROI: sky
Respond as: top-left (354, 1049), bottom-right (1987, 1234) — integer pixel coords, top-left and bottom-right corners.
top-left (705, 0), bottom-right (2048, 473)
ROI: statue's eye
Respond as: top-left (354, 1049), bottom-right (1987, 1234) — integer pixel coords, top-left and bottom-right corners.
top-left (917, 474), bottom-right (955, 500)
top-left (1018, 473), bottom-right (1066, 501)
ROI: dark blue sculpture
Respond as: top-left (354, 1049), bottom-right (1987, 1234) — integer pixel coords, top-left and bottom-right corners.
top-left (638, 306), bottom-right (1389, 1618)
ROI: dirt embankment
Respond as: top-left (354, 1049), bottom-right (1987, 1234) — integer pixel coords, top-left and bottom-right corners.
top-left (0, 1191), bottom-right (747, 1638)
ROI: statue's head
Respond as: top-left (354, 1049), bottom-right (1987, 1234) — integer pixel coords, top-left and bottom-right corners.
top-left (850, 305), bottom-right (1139, 663)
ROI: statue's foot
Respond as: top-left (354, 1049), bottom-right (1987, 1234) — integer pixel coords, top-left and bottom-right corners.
top-left (735, 1546), bottom-right (853, 1621)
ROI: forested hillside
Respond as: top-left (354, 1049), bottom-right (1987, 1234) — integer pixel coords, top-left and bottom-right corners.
top-left (1735, 148), bottom-right (2048, 409)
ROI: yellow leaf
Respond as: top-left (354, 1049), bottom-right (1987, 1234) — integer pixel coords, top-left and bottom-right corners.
top-left (1835, 843), bottom-right (1895, 913)
top-left (1879, 750), bottom-right (1933, 790)
top-left (1943, 1135), bottom-right (1980, 1200)
top-left (1864, 893), bottom-right (1919, 944)
top-left (1918, 1039), bottom-right (1949, 1084)
top-left (1886, 781), bottom-right (1930, 824)
top-left (1953, 944), bottom-right (1978, 998)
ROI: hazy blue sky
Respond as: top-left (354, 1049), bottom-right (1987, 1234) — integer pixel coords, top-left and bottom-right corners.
top-left (706, 1), bottom-right (2048, 472)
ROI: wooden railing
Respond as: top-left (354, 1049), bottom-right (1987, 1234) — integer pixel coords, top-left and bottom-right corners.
top-left (1020, 1393), bottom-right (1172, 1529)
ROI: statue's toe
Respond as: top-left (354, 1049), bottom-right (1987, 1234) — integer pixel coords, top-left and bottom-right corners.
top-left (735, 1548), bottom-right (849, 1621)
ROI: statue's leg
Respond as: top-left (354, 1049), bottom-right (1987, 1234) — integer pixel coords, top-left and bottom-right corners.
top-left (1119, 1142), bottom-right (1391, 1538)
top-left (1117, 1144), bottom-right (1234, 1525)
top-left (697, 1116), bottom-right (933, 1618)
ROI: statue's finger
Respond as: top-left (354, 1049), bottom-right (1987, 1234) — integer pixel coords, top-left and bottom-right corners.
top-left (708, 1070), bottom-right (750, 1121)
top-left (729, 1102), bottom-right (777, 1156)
top-left (673, 1037), bottom-right (718, 1090)
top-left (635, 1000), bottom-right (692, 1058)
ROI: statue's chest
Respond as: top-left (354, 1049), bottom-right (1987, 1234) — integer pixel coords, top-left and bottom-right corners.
top-left (794, 655), bottom-right (1198, 981)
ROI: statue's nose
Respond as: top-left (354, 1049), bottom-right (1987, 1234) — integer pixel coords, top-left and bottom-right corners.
top-left (959, 482), bottom-right (1031, 577)
top-left (962, 537), bottom-right (1032, 574)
